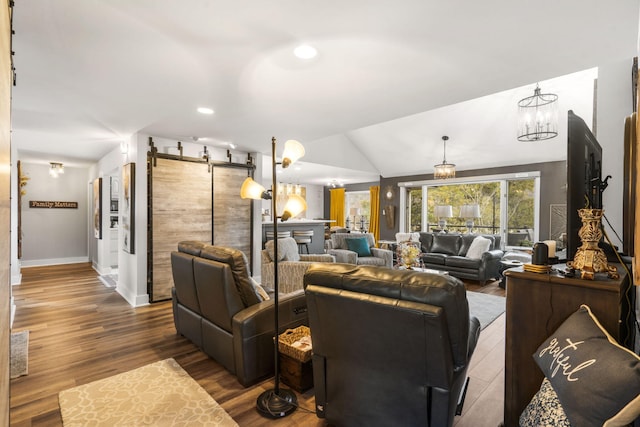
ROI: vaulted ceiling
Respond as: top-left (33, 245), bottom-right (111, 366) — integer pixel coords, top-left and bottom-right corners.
top-left (11, 1), bottom-right (639, 185)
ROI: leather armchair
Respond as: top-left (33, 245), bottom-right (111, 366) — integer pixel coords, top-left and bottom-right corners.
top-left (171, 241), bottom-right (309, 387)
top-left (261, 237), bottom-right (335, 294)
top-left (327, 232), bottom-right (393, 268)
top-left (303, 263), bottom-right (481, 427)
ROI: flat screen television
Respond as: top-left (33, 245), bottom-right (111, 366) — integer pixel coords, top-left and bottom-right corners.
top-left (566, 110), bottom-right (604, 261)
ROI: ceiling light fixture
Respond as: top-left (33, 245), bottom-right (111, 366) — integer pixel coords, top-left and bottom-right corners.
top-left (517, 84), bottom-right (558, 141)
top-left (197, 107), bottom-right (214, 115)
top-left (49, 162), bottom-right (64, 178)
top-left (433, 135), bottom-right (456, 179)
top-left (293, 44), bottom-right (317, 59)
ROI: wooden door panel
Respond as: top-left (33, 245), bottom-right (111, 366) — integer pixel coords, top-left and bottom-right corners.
top-left (150, 158), bottom-right (212, 301)
top-left (213, 167), bottom-right (252, 268)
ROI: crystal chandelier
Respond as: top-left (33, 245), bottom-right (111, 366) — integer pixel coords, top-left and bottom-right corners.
top-left (434, 136), bottom-right (455, 179)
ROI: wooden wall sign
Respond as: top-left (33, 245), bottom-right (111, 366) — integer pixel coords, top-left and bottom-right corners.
top-left (29, 201), bottom-right (78, 209)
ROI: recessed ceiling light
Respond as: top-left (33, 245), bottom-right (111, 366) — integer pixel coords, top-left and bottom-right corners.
top-left (197, 107), bottom-right (214, 115)
top-left (294, 44), bottom-right (317, 59)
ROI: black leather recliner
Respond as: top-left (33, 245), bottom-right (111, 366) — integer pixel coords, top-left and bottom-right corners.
top-left (171, 241), bottom-right (309, 387)
top-left (304, 263), bottom-right (481, 427)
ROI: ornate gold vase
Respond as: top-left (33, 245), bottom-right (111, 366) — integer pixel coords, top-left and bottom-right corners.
top-left (567, 208), bottom-right (619, 280)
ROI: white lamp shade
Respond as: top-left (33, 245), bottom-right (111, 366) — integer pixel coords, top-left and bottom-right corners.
top-left (281, 194), bottom-right (307, 221)
top-left (240, 177), bottom-right (266, 200)
top-left (434, 205), bottom-right (453, 218)
top-left (460, 204), bottom-right (481, 218)
top-left (281, 140), bottom-right (305, 167)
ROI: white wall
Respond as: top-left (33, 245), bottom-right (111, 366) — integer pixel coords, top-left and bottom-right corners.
top-left (597, 58), bottom-right (634, 250)
top-left (19, 163), bottom-right (90, 266)
top-left (10, 146), bottom-right (19, 285)
top-left (111, 134), bottom-right (148, 307)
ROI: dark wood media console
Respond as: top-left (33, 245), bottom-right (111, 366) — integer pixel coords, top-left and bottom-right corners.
top-left (503, 264), bottom-right (633, 427)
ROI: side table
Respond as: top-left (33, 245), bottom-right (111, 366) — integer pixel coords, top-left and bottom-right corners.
top-left (503, 264), bottom-right (632, 427)
top-left (278, 326), bottom-right (313, 393)
top-left (498, 260), bottom-right (523, 289)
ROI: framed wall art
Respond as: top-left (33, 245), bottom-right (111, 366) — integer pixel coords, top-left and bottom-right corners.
top-left (122, 163), bottom-right (135, 253)
top-left (93, 178), bottom-right (102, 239)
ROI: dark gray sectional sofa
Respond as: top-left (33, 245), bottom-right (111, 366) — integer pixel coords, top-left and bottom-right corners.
top-left (418, 232), bottom-right (504, 284)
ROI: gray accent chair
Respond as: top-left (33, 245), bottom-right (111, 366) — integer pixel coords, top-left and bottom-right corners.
top-left (304, 263), bottom-right (481, 427)
top-left (170, 241), bottom-right (308, 387)
top-left (327, 232), bottom-right (393, 268)
top-left (261, 237), bottom-right (335, 294)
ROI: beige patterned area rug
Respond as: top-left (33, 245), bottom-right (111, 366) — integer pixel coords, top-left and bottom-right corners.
top-left (58, 358), bottom-right (238, 427)
top-left (10, 330), bottom-right (29, 379)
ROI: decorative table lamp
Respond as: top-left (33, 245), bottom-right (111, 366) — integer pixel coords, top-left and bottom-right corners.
top-left (459, 204), bottom-right (481, 233)
top-left (434, 205), bottom-right (453, 232)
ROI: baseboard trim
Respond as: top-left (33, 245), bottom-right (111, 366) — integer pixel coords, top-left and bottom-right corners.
top-left (20, 256), bottom-right (89, 267)
top-left (11, 272), bottom-right (22, 286)
top-left (116, 286), bottom-right (149, 308)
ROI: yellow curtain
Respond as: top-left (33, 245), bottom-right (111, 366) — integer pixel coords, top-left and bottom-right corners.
top-left (369, 185), bottom-right (380, 246)
top-left (330, 188), bottom-right (345, 227)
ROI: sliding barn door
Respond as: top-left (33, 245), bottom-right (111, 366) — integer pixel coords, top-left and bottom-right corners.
top-left (150, 158), bottom-right (212, 301)
top-left (213, 166), bottom-right (253, 271)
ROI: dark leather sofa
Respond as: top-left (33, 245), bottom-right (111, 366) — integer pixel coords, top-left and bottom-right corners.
top-left (304, 263), bottom-right (481, 427)
top-left (170, 241), bottom-right (308, 387)
top-left (419, 232), bottom-right (504, 284)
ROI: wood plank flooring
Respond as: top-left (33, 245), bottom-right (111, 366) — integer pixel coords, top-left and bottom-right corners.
top-left (10, 263), bottom-right (505, 426)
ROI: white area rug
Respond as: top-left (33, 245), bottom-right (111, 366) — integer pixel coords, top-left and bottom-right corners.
top-left (58, 358), bottom-right (238, 427)
top-left (10, 330), bottom-right (28, 379)
top-left (467, 291), bottom-right (505, 330)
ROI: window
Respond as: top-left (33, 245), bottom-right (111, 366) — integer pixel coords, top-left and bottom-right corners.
top-left (506, 179), bottom-right (536, 247)
top-left (399, 173), bottom-right (539, 249)
top-left (407, 187), bottom-right (422, 232)
top-left (345, 191), bottom-right (370, 231)
top-left (425, 182), bottom-right (501, 234)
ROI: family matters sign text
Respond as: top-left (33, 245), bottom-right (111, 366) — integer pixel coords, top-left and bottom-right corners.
top-left (29, 201), bottom-right (78, 209)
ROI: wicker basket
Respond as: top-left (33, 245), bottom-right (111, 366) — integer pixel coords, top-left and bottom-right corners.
top-left (278, 326), bottom-right (312, 362)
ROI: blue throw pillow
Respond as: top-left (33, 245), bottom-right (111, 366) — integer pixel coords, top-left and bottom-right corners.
top-left (345, 237), bottom-right (371, 257)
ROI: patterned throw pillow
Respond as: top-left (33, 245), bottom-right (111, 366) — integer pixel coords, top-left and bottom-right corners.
top-left (345, 237), bottom-right (371, 257)
top-left (250, 277), bottom-right (270, 301)
top-left (533, 305), bottom-right (640, 427)
top-left (520, 378), bottom-right (571, 427)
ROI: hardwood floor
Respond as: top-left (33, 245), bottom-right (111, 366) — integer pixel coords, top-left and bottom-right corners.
top-left (10, 263), bottom-right (505, 426)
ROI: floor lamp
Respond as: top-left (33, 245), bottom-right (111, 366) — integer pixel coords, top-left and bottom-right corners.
top-left (240, 137), bottom-right (306, 419)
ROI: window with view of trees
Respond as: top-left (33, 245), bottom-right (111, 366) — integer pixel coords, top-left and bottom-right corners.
top-left (402, 174), bottom-right (538, 248)
top-left (408, 187), bottom-right (422, 232)
top-left (425, 182), bottom-right (502, 233)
